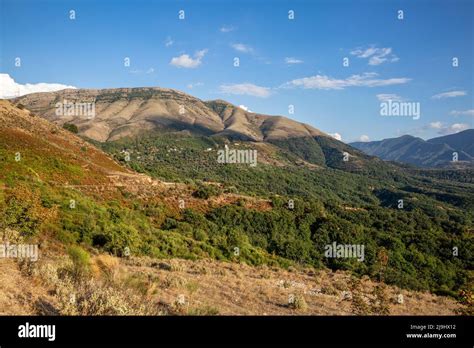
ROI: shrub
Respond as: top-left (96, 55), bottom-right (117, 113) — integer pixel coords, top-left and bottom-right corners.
top-left (288, 293), bottom-right (308, 312)
top-left (93, 254), bottom-right (119, 282)
top-left (350, 278), bottom-right (370, 315)
top-left (370, 284), bottom-right (391, 315)
top-left (456, 289), bottom-right (473, 316)
top-left (36, 260), bottom-right (159, 315)
top-left (188, 305), bottom-right (219, 315)
top-left (63, 123), bottom-right (79, 134)
top-left (193, 229), bottom-right (208, 242)
top-left (192, 184), bottom-right (220, 199)
top-left (4, 186), bottom-right (53, 236)
top-left (67, 246), bottom-right (91, 279)
top-left (321, 285), bottom-right (338, 296)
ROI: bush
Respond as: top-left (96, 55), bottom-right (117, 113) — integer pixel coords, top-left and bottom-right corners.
top-left (63, 123), bottom-right (79, 134)
top-left (67, 246), bottom-right (91, 279)
top-left (350, 278), bottom-right (370, 315)
top-left (370, 284), bottom-right (391, 315)
top-left (36, 260), bottom-right (160, 315)
top-left (188, 305), bottom-right (219, 315)
top-left (192, 184), bottom-right (220, 199)
top-left (193, 229), bottom-right (208, 242)
top-left (92, 254), bottom-right (119, 282)
top-left (4, 186), bottom-right (52, 236)
top-left (288, 293), bottom-right (308, 311)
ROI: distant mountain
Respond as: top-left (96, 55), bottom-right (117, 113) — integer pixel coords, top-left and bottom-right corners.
top-left (350, 130), bottom-right (474, 168)
top-left (427, 130), bottom-right (474, 156)
top-left (12, 88), bottom-right (325, 142)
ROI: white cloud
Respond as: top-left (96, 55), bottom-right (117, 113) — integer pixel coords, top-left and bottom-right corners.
top-left (352, 47), bottom-right (378, 58)
top-left (429, 121), bottom-right (471, 135)
top-left (187, 82), bottom-right (204, 89)
top-left (376, 93), bottom-right (405, 102)
top-left (350, 46), bottom-right (398, 66)
top-left (429, 121), bottom-right (443, 129)
top-left (450, 109), bottom-right (474, 116)
top-left (0, 73), bottom-right (76, 99)
top-left (439, 123), bottom-right (471, 135)
top-left (220, 83), bottom-right (271, 98)
top-left (195, 50), bottom-right (207, 59)
top-left (238, 105), bottom-right (253, 112)
top-left (231, 43), bottom-right (253, 53)
top-left (283, 73), bottom-right (411, 90)
top-left (359, 135), bottom-right (370, 142)
top-left (329, 132), bottom-right (342, 141)
top-left (220, 25), bottom-right (235, 33)
top-left (285, 57), bottom-right (303, 64)
top-left (170, 49), bottom-right (208, 68)
top-left (431, 90), bottom-right (467, 99)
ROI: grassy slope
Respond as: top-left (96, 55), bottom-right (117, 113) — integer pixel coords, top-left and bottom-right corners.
top-left (0, 101), bottom-right (286, 265)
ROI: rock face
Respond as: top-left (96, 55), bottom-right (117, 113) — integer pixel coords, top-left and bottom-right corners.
top-left (12, 88), bottom-right (327, 142)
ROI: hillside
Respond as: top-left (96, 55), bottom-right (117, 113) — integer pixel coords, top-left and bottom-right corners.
top-left (350, 130), bottom-right (474, 168)
top-left (427, 130), bottom-right (474, 156)
top-left (13, 88), bottom-right (326, 142)
top-left (12, 88), bottom-right (396, 176)
top-left (1, 98), bottom-right (473, 315)
top-left (0, 255), bottom-right (463, 315)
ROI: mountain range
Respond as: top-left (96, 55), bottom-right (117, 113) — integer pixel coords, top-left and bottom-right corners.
top-left (350, 130), bottom-right (474, 168)
top-left (14, 88), bottom-right (473, 170)
top-left (12, 87), bottom-right (383, 172)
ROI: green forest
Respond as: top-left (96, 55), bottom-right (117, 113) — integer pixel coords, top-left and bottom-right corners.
top-left (90, 132), bottom-right (474, 296)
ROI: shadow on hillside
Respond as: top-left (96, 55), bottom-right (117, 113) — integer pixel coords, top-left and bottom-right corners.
top-left (34, 298), bottom-right (59, 315)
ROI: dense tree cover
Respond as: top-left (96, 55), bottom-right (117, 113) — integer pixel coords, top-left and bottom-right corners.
top-left (95, 133), bottom-right (474, 294)
top-left (98, 133), bottom-right (473, 211)
top-left (1, 131), bottom-right (472, 297)
top-left (409, 168), bottom-right (474, 184)
top-left (2, 178), bottom-right (471, 294)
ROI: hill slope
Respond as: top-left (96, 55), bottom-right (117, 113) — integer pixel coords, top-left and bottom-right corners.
top-left (427, 130), bottom-right (474, 157)
top-left (12, 88), bottom-right (326, 142)
top-left (12, 87), bottom-right (394, 174)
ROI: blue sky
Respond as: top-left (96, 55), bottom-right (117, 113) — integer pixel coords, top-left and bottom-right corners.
top-left (1, 0), bottom-right (473, 142)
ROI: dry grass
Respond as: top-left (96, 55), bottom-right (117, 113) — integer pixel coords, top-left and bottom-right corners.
top-left (0, 252), bottom-right (465, 316)
top-left (117, 256), bottom-right (462, 316)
